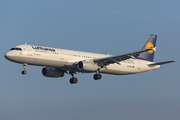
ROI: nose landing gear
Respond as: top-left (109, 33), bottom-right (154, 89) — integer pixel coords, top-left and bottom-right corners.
top-left (21, 63), bottom-right (27, 75)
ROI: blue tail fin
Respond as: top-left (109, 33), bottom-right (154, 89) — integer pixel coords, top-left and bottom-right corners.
top-left (136, 35), bottom-right (157, 62)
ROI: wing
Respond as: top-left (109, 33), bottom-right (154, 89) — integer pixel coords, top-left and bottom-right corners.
top-left (94, 48), bottom-right (153, 67)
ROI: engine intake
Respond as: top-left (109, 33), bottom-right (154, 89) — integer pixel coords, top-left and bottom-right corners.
top-left (77, 61), bottom-right (98, 72)
top-left (42, 67), bottom-right (64, 78)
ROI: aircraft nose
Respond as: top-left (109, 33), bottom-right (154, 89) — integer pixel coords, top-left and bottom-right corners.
top-left (4, 51), bottom-right (13, 60)
top-left (4, 51), bottom-right (9, 59)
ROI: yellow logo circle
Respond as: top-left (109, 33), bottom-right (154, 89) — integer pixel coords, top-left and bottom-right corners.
top-left (146, 42), bottom-right (154, 54)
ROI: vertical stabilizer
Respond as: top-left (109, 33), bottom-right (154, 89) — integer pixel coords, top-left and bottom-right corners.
top-left (136, 35), bottom-right (157, 62)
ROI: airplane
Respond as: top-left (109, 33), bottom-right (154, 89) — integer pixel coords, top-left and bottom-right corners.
top-left (4, 35), bottom-right (175, 84)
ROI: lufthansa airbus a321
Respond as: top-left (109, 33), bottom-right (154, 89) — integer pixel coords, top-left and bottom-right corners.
top-left (4, 35), bottom-right (175, 84)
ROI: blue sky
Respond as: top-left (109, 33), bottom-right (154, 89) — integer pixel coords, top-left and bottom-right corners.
top-left (0, 0), bottom-right (179, 120)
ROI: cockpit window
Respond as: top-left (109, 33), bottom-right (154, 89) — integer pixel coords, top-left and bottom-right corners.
top-left (10, 48), bottom-right (22, 51)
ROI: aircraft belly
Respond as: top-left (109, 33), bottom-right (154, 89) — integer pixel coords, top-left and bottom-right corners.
top-left (100, 63), bottom-right (139, 75)
top-left (10, 56), bottom-right (65, 68)
top-left (30, 58), bottom-right (65, 67)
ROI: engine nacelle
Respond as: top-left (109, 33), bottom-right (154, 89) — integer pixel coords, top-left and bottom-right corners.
top-left (42, 67), bottom-right (64, 78)
top-left (77, 61), bottom-right (99, 72)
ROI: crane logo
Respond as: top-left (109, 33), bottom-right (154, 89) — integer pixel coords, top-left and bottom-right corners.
top-left (146, 42), bottom-right (154, 54)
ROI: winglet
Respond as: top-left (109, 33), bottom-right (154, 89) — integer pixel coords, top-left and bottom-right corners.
top-left (152, 47), bottom-right (156, 52)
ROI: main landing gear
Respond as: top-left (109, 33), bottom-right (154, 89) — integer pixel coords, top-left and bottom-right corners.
top-left (69, 72), bottom-right (78, 84)
top-left (21, 63), bottom-right (27, 75)
top-left (93, 74), bottom-right (102, 80)
top-left (93, 73), bottom-right (102, 80)
top-left (69, 71), bottom-right (102, 84)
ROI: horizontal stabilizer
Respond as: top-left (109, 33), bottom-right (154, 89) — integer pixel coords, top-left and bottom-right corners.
top-left (148, 60), bottom-right (176, 66)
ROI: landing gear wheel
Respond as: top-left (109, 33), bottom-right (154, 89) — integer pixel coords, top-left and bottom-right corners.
top-left (22, 63), bottom-right (27, 75)
top-left (93, 74), bottom-right (102, 80)
top-left (21, 70), bottom-right (27, 75)
top-left (69, 71), bottom-right (78, 84)
top-left (70, 78), bottom-right (78, 84)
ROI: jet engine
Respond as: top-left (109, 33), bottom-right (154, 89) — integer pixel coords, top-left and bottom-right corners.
top-left (77, 61), bottom-right (99, 72)
top-left (42, 67), bottom-right (64, 78)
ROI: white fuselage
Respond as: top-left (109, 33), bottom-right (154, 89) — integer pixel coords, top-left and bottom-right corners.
top-left (5, 45), bottom-right (160, 75)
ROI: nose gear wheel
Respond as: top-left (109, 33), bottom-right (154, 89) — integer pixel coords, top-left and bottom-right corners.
top-left (22, 63), bottom-right (27, 75)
